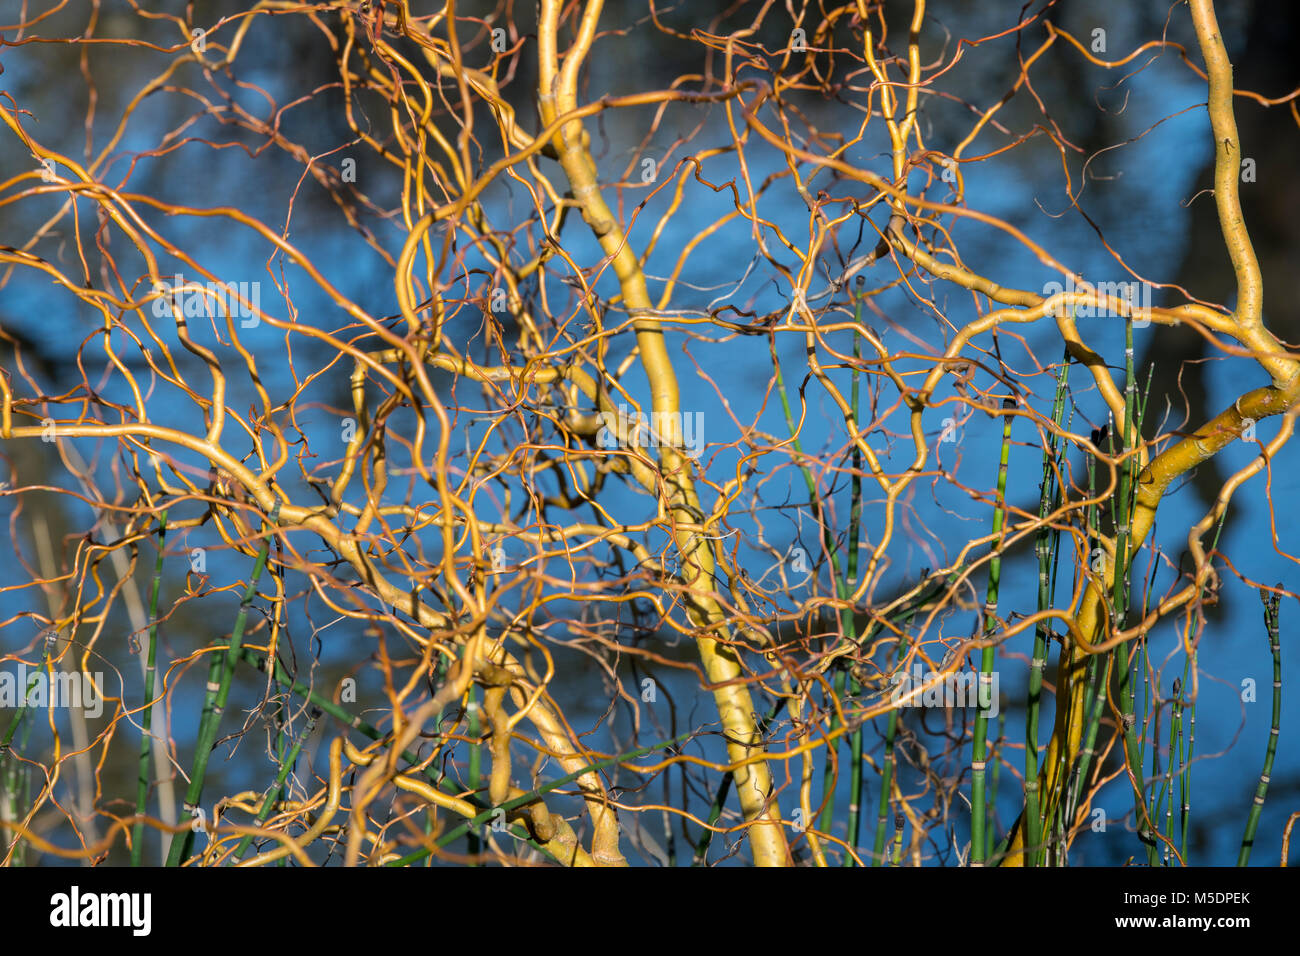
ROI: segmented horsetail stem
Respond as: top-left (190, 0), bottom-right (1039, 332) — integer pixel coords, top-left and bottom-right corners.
top-left (1067, 387), bottom-right (1140, 854)
top-left (272, 696), bottom-right (288, 868)
top-left (467, 686), bottom-right (483, 864)
top-left (1181, 651), bottom-right (1196, 862)
top-left (244, 642), bottom-right (598, 868)
top-left (166, 499), bottom-right (281, 867)
top-left (1143, 628), bottom-right (1163, 863)
top-left (873, 701), bottom-right (902, 866)
top-left (131, 509), bottom-right (167, 867)
top-left (842, 277), bottom-right (867, 865)
top-left (1, 629), bottom-right (57, 866)
top-left (1025, 349), bottom-right (1071, 866)
top-left (1112, 309), bottom-right (1157, 864)
top-left (1164, 677), bottom-right (1183, 866)
top-left (873, 632), bottom-right (907, 866)
top-left (230, 706), bottom-right (321, 863)
top-left (1112, 308), bottom-right (1139, 629)
top-left (390, 730), bottom-right (696, 868)
top-left (892, 810), bottom-right (905, 866)
top-left (239, 648), bottom-right (477, 795)
top-left (1238, 585), bottom-right (1282, 866)
top-left (970, 397), bottom-right (1014, 866)
top-left (1041, 388), bottom-right (1090, 865)
top-left (1063, 652), bottom-right (1109, 851)
top-left (775, 281), bottom-right (865, 852)
top-left (0, 738), bottom-right (30, 866)
top-left (1115, 550), bottom-right (1156, 861)
top-left (1150, 677), bottom-right (1177, 866)
top-left (987, 709), bottom-right (1005, 858)
top-left (1144, 650), bottom-right (1165, 864)
top-left (1, 629), bottom-right (57, 751)
top-left (1062, 419), bottom-right (1106, 832)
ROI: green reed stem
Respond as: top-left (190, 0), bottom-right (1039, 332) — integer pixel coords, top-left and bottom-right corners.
top-left (1025, 349), bottom-right (1070, 866)
top-left (1110, 320), bottom-right (1157, 863)
top-left (1238, 586), bottom-right (1282, 866)
top-left (390, 730), bottom-right (695, 867)
top-left (971, 397), bottom-right (1013, 865)
top-left (166, 500), bottom-right (280, 867)
top-left (467, 685), bottom-right (482, 863)
top-left (1164, 679), bottom-right (1184, 865)
top-left (132, 509), bottom-right (167, 867)
top-left (241, 648), bottom-right (455, 792)
top-left (988, 709), bottom-right (1005, 854)
top-left (230, 706), bottom-right (319, 863)
top-left (891, 810), bottom-right (905, 866)
top-left (873, 633), bottom-right (906, 866)
top-left (1181, 650), bottom-right (1196, 863)
top-left (0, 631), bottom-right (54, 866)
top-left (773, 286), bottom-right (867, 855)
top-left (838, 284), bottom-right (868, 858)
